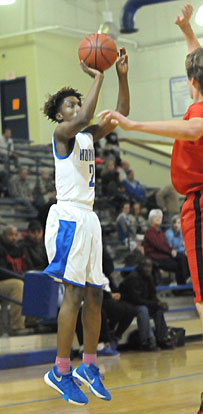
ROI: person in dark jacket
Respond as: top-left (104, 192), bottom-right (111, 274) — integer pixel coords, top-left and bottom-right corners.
top-left (21, 220), bottom-right (48, 271)
top-left (119, 257), bottom-right (174, 350)
top-left (0, 226), bottom-right (30, 335)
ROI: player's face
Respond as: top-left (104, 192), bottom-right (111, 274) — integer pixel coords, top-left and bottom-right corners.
top-left (60, 96), bottom-right (81, 122)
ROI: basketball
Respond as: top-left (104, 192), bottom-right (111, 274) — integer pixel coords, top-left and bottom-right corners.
top-left (78, 33), bottom-right (118, 72)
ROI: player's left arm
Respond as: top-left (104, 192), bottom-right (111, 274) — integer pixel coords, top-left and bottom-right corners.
top-left (84, 48), bottom-right (129, 142)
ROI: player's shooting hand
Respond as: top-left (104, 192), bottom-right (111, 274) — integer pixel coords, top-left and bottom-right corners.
top-left (174, 3), bottom-right (193, 28)
top-left (116, 47), bottom-right (128, 76)
top-left (80, 60), bottom-right (104, 79)
top-left (97, 110), bottom-right (133, 130)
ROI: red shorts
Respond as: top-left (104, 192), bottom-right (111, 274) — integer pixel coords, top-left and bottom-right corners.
top-left (181, 190), bottom-right (203, 303)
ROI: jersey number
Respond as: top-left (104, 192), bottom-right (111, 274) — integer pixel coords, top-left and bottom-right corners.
top-left (89, 164), bottom-right (95, 187)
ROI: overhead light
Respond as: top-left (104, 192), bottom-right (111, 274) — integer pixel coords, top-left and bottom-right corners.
top-left (195, 5), bottom-right (203, 26)
top-left (98, 11), bottom-right (119, 40)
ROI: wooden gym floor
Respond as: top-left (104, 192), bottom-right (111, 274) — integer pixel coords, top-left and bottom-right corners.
top-left (0, 340), bottom-right (203, 414)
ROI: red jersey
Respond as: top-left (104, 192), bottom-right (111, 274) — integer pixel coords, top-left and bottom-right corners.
top-left (171, 101), bottom-right (203, 195)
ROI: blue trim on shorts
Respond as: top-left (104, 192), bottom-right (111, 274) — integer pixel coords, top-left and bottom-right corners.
top-left (53, 134), bottom-right (75, 159)
top-left (43, 271), bottom-right (85, 287)
top-left (43, 219), bottom-right (76, 279)
top-left (86, 282), bottom-right (103, 288)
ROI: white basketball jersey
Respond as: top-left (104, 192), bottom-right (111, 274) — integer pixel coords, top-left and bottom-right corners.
top-left (53, 131), bottom-right (95, 208)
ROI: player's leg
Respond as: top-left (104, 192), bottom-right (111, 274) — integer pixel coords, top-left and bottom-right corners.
top-left (82, 285), bottom-right (103, 354)
top-left (57, 282), bottom-right (84, 356)
top-left (73, 285), bottom-right (111, 400)
top-left (181, 191), bottom-right (203, 412)
top-left (44, 282), bottom-right (88, 405)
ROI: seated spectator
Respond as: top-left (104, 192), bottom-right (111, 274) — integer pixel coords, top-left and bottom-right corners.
top-left (117, 160), bottom-right (130, 182)
top-left (0, 226), bottom-right (26, 275)
top-left (119, 258), bottom-right (174, 350)
top-left (0, 128), bottom-right (19, 169)
top-left (33, 168), bottom-right (56, 209)
top-left (129, 202), bottom-right (148, 238)
top-left (122, 170), bottom-right (145, 204)
top-left (103, 131), bottom-right (121, 167)
top-left (101, 160), bottom-right (120, 197)
top-left (0, 225), bottom-right (32, 335)
top-left (20, 220), bottom-right (48, 271)
top-left (0, 168), bottom-right (9, 197)
top-left (102, 246), bottom-right (138, 349)
top-left (9, 166), bottom-right (37, 216)
top-left (144, 209), bottom-right (189, 285)
top-left (146, 185), bottom-right (180, 228)
top-left (165, 215), bottom-right (185, 253)
top-left (116, 201), bottom-right (137, 251)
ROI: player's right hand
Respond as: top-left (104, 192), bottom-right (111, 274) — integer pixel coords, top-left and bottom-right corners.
top-left (80, 60), bottom-right (104, 79)
top-left (174, 3), bottom-right (193, 28)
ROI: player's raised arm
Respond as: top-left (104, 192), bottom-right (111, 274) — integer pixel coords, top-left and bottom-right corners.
top-left (55, 63), bottom-right (104, 141)
top-left (115, 47), bottom-right (130, 117)
top-left (175, 3), bottom-right (200, 52)
top-left (87, 48), bottom-right (130, 142)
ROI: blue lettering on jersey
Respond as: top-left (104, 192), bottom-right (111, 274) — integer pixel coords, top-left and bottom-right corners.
top-left (80, 149), bottom-right (95, 161)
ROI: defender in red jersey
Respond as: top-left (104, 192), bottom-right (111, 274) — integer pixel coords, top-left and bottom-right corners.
top-left (98, 3), bottom-right (203, 306)
top-left (98, 4), bottom-right (203, 410)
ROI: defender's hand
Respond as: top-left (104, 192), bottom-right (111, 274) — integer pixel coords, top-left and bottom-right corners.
top-left (116, 47), bottom-right (128, 76)
top-left (174, 3), bottom-right (193, 28)
top-left (98, 110), bottom-right (133, 130)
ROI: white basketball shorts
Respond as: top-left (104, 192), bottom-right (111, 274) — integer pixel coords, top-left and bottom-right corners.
top-left (43, 201), bottom-right (103, 288)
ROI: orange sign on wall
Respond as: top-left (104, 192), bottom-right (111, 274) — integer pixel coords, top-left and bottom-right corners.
top-left (12, 98), bottom-right (20, 110)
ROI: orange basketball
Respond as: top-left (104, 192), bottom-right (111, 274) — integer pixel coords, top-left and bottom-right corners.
top-left (78, 33), bottom-right (118, 72)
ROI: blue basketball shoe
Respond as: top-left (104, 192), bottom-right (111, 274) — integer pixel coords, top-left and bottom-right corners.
top-left (44, 365), bottom-right (88, 405)
top-left (73, 362), bottom-right (111, 401)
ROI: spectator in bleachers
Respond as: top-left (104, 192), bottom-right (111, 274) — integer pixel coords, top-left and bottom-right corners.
top-left (165, 215), bottom-right (185, 253)
top-left (117, 159), bottom-right (130, 182)
top-left (146, 185), bottom-right (180, 227)
top-left (9, 166), bottom-right (37, 216)
top-left (0, 169), bottom-right (9, 197)
top-left (122, 170), bottom-right (145, 204)
top-left (33, 168), bottom-right (56, 209)
top-left (101, 160), bottom-right (120, 197)
top-left (21, 220), bottom-right (48, 271)
top-left (116, 201), bottom-right (137, 251)
top-left (0, 226), bottom-right (26, 275)
top-left (129, 202), bottom-right (148, 237)
top-left (165, 215), bottom-right (191, 284)
top-left (0, 128), bottom-right (19, 169)
top-left (0, 225), bottom-right (32, 335)
top-left (102, 246), bottom-right (138, 350)
top-left (76, 248), bottom-right (137, 356)
top-left (119, 257), bottom-right (174, 350)
top-left (144, 209), bottom-right (188, 285)
top-left (103, 131), bottom-right (121, 167)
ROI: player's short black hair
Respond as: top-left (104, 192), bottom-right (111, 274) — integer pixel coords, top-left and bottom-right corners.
top-left (43, 87), bottom-right (82, 123)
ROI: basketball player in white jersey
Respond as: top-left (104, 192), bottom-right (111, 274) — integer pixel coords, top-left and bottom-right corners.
top-left (43, 48), bottom-right (129, 405)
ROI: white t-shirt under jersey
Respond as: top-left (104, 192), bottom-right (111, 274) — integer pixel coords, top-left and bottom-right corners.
top-left (53, 131), bottom-right (95, 208)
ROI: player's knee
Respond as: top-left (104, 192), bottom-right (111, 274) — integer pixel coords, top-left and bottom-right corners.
top-left (65, 284), bottom-right (84, 308)
top-left (87, 287), bottom-right (103, 307)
